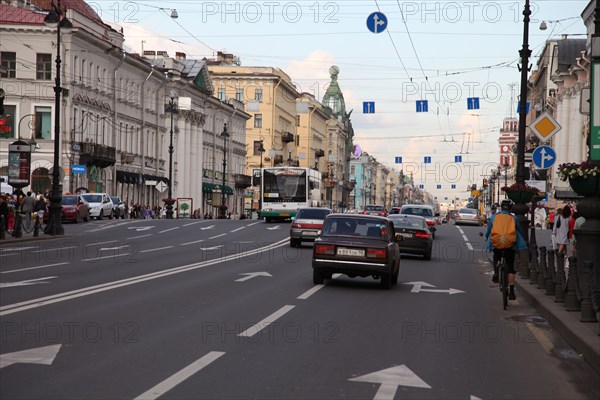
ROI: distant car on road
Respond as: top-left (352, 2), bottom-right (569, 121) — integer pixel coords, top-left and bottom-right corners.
top-left (43, 195), bottom-right (90, 223)
top-left (289, 207), bottom-right (332, 247)
top-left (455, 208), bottom-right (482, 226)
top-left (82, 193), bottom-right (114, 220)
top-left (388, 214), bottom-right (433, 260)
top-left (110, 196), bottom-right (125, 219)
top-left (362, 204), bottom-right (387, 217)
top-left (399, 204), bottom-right (438, 239)
top-left (312, 214), bottom-right (401, 289)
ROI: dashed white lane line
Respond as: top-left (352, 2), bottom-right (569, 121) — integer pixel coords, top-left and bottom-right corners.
top-left (134, 351), bottom-right (226, 400)
top-left (180, 239), bottom-right (205, 246)
top-left (1, 262), bottom-right (70, 274)
top-left (247, 221), bottom-right (261, 227)
top-left (208, 233), bottom-right (226, 240)
top-left (159, 227), bottom-right (179, 234)
top-left (238, 305), bottom-right (295, 337)
top-left (230, 227), bottom-right (245, 233)
top-left (466, 242), bottom-right (474, 251)
top-left (86, 240), bottom-right (118, 247)
top-left (297, 274), bottom-right (342, 300)
top-left (140, 246), bottom-right (174, 253)
top-left (81, 253), bottom-right (133, 262)
top-left (183, 221), bottom-right (206, 227)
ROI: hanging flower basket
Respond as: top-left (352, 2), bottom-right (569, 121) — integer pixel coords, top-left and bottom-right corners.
top-left (502, 184), bottom-right (539, 203)
top-left (557, 162), bottom-right (600, 196)
top-left (568, 175), bottom-right (600, 196)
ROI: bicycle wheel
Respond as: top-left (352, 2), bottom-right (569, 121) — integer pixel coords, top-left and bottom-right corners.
top-left (500, 260), bottom-right (508, 310)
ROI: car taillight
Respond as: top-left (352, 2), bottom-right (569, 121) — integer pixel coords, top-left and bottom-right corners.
top-left (416, 232), bottom-right (429, 239)
top-left (366, 248), bottom-right (387, 259)
top-left (301, 223), bottom-right (323, 229)
top-left (363, 211), bottom-right (368, 214)
top-left (380, 212), bottom-right (386, 216)
top-left (426, 220), bottom-right (435, 226)
top-left (291, 222), bottom-right (300, 228)
top-left (314, 244), bottom-right (335, 255)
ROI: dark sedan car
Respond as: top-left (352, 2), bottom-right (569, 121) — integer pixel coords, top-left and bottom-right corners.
top-left (290, 207), bottom-right (332, 247)
top-left (312, 214), bottom-right (401, 289)
top-left (388, 214), bottom-right (433, 260)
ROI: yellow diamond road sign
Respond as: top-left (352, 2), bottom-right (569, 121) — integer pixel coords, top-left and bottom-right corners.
top-left (530, 112), bottom-right (561, 142)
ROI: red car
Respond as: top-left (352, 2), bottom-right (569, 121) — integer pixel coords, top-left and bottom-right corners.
top-left (59, 195), bottom-right (90, 223)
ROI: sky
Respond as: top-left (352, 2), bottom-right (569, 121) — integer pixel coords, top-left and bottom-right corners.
top-left (92, 0), bottom-right (591, 202)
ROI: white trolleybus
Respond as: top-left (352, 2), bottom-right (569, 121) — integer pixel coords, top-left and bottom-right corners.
top-left (259, 167), bottom-right (322, 223)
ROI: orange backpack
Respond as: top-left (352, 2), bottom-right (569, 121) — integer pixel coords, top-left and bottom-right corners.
top-left (491, 213), bottom-right (517, 249)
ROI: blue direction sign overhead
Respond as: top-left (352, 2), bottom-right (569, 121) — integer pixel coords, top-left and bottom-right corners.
top-left (451, 184), bottom-right (456, 189)
top-left (394, 156), bottom-right (403, 164)
top-left (532, 145), bottom-right (556, 170)
top-left (467, 97), bottom-right (480, 110)
top-left (419, 184), bottom-right (424, 189)
top-left (437, 184), bottom-right (442, 189)
top-left (366, 12), bottom-right (388, 33)
top-left (416, 100), bottom-right (429, 113)
top-left (363, 102), bottom-right (375, 114)
top-left (455, 155), bottom-right (462, 163)
top-left (423, 156), bottom-right (432, 164)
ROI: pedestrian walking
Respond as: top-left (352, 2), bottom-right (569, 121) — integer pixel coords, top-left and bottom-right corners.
top-left (552, 207), bottom-right (572, 255)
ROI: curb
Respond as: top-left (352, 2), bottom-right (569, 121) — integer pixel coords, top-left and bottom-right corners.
top-left (1, 234), bottom-right (76, 245)
top-left (516, 279), bottom-right (600, 375)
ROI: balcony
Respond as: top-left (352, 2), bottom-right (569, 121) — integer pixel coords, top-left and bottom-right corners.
top-left (315, 149), bottom-right (325, 158)
top-left (234, 174), bottom-right (252, 188)
top-left (281, 132), bottom-right (294, 143)
top-left (79, 142), bottom-right (117, 168)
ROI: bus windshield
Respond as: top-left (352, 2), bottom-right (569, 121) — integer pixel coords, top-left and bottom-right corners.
top-left (263, 169), bottom-right (307, 203)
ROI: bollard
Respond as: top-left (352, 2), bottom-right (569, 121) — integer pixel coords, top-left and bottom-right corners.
top-left (565, 256), bottom-right (581, 311)
top-left (33, 216), bottom-right (40, 237)
top-left (13, 213), bottom-right (22, 238)
top-left (0, 215), bottom-right (5, 240)
top-left (580, 262), bottom-right (598, 323)
top-left (537, 246), bottom-right (547, 290)
top-left (529, 245), bottom-right (538, 284)
top-left (545, 248), bottom-right (556, 296)
top-left (554, 250), bottom-right (566, 303)
top-left (521, 247), bottom-right (531, 280)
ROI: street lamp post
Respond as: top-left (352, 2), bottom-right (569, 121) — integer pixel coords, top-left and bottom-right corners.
top-left (164, 90), bottom-right (178, 219)
top-left (497, 165), bottom-right (501, 204)
top-left (44, 0), bottom-right (72, 236)
top-left (219, 123), bottom-right (229, 219)
top-left (258, 141), bottom-right (265, 219)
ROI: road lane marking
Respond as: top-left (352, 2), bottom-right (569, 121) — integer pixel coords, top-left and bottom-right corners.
top-left (1, 262), bottom-right (70, 274)
top-left (461, 234), bottom-right (469, 242)
top-left (159, 227), bottom-right (179, 234)
top-left (0, 276), bottom-right (58, 288)
top-left (140, 246), bottom-right (173, 253)
top-left (466, 242), bottom-right (473, 251)
top-left (30, 246), bottom-right (77, 254)
top-left (127, 234), bottom-right (152, 240)
top-left (81, 253), bottom-right (133, 262)
top-left (297, 274), bottom-right (342, 299)
top-left (180, 239), bottom-right (205, 246)
top-left (134, 351), bottom-right (225, 400)
top-left (238, 305), bottom-right (295, 338)
top-left (0, 238), bottom-right (288, 316)
top-left (100, 245), bottom-right (130, 251)
top-left (0, 344), bottom-right (62, 369)
top-left (208, 233), bottom-right (226, 239)
top-left (183, 221), bottom-right (206, 227)
top-left (86, 240), bottom-right (118, 247)
top-left (247, 222), bottom-right (261, 226)
top-left (230, 227), bottom-right (245, 233)
top-left (0, 246), bottom-right (37, 253)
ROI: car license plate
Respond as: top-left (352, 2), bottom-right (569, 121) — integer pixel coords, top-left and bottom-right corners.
top-left (337, 248), bottom-right (365, 257)
top-left (401, 233), bottom-right (413, 238)
top-left (302, 231), bottom-right (317, 237)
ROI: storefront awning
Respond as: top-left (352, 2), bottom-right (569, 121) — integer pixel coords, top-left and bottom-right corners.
top-left (554, 189), bottom-right (584, 200)
top-left (202, 182), bottom-right (233, 194)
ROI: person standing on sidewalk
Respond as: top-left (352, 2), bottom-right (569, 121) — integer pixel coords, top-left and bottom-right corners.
top-left (552, 206), bottom-right (572, 255)
top-left (22, 191), bottom-right (36, 220)
top-left (0, 195), bottom-right (8, 231)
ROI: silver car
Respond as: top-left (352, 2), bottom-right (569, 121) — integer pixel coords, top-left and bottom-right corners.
top-left (454, 208), bottom-right (482, 226)
top-left (290, 207), bottom-right (332, 247)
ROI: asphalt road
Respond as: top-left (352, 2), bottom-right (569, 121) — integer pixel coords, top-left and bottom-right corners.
top-left (1, 219), bottom-right (599, 399)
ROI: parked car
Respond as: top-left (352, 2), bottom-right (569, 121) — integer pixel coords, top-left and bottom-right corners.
top-left (290, 207), bottom-right (332, 247)
top-left (362, 204), bottom-right (387, 217)
top-left (399, 204), bottom-right (438, 239)
top-left (42, 195), bottom-right (90, 223)
top-left (312, 214), bottom-right (401, 289)
top-left (110, 196), bottom-right (125, 219)
top-left (388, 207), bottom-right (402, 215)
top-left (455, 208), bottom-right (482, 226)
top-left (81, 193), bottom-right (114, 220)
top-left (388, 215), bottom-right (433, 260)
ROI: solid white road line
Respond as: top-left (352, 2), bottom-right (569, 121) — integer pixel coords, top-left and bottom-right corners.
top-left (127, 234), bottom-right (152, 240)
top-left (230, 227), bottom-right (245, 233)
top-left (140, 246), bottom-right (173, 253)
top-left (238, 305), bottom-right (295, 337)
top-left (1, 262), bottom-right (70, 274)
top-left (0, 246), bottom-right (37, 253)
top-left (180, 239), bottom-right (205, 246)
top-left (159, 227), bottom-right (179, 234)
top-left (134, 351), bottom-right (225, 400)
top-left (0, 238), bottom-right (289, 316)
top-left (208, 233), bottom-right (226, 239)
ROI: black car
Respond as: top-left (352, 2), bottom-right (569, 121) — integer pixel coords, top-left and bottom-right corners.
top-left (312, 214), bottom-right (401, 289)
top-left (388, 214), bottom-right (433, 260)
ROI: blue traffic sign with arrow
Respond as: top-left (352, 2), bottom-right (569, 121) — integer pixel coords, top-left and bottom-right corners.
top-left (366, 12), bottom-right (388, 33)
top-left (532, 145), bottom-right (556, 170)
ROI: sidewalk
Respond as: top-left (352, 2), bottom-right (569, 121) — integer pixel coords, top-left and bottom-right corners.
top-left (515, 228), bottom-right (600, 375)
top-left (0, 218), bottom-right (65, 244)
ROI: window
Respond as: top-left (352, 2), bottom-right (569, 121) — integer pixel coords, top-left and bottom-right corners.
top-left (36, 54), bottom-right (52, 80)
top-left (236, 88), bottom-right (243, 102)
top-left (0, 105), bottom-right (16, 138)
top-left (73, 55), bottom-right (79, 82)
top-left (253, 141), bottom-right (264, 156)
top-left (351, 165), bottom-right (355, 174)
top-left (295, 115), bottom-right (300, 126)
top-left (1, 52), bottom-right (16, 78)
top-left (217, 87), bottom-right (227, 101)
top-left (255, 88), bottom-right (263, 102)
top-left (34, 106), bottom-right (52, 140)
top-left (254, 114), bottom-right (262, 128)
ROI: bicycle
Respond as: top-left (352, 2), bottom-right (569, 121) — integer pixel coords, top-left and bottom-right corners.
top-left (496, 250), bottom-right (509, 310)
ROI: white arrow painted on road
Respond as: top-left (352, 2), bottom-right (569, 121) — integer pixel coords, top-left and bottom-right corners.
top-left (200, 225), bottom-right (215, 230)
top-left (0, 344), bottom-right (62, 369)
top-left (127, 226), bottom-right (154, 232)
top-left (267, 225), bottom-right (281, 230)
top-left (235, 272), bottom-right (272, 282)
top-left (0, 276), bottom-right (58, 288)
top-left (99, 245), bottom-right (130, 251)
top-left (404, 281), bottom-right (465, 295)
top-left (349, 365), bottom-right (431, 400)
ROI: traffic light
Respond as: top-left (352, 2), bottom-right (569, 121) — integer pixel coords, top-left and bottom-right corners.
top-left (483, 178), bottom-right (488, 188)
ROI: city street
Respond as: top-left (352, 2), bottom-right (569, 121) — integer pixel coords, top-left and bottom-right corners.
top-left (1, 220), bottom-right (598, 399)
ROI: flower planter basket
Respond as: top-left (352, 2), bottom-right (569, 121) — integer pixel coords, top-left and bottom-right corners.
top-left (569, 175), bottom-right (600, 196)
top-left (505, 190), bottom-right (535, 203)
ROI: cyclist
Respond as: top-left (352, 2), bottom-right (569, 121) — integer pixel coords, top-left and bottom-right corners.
top-left (485, 199), bottom-right (527, 300)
